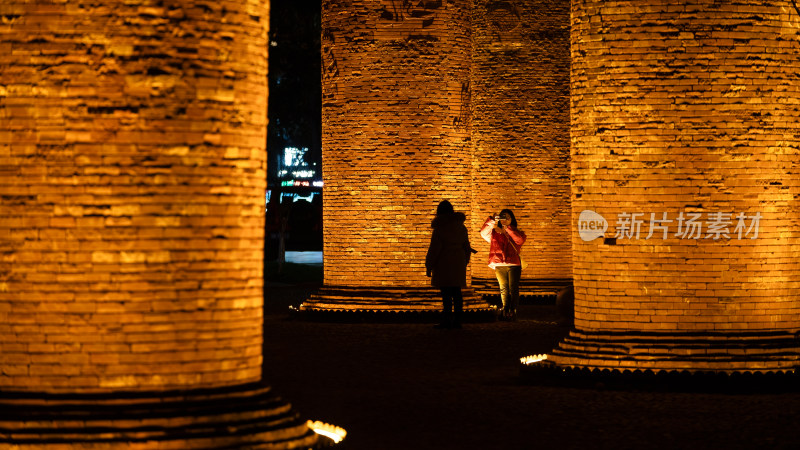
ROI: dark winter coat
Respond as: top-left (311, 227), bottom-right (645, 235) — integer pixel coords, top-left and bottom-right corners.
top-left (425, 212), bottom-right (471, 288)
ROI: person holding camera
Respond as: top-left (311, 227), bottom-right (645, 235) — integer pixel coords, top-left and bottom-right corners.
top-left (426, 200), bottom-right (473, 329)
top-left (480, 209), bottom-right (526, 321)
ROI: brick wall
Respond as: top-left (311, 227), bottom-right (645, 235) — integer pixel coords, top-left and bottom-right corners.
top-left (568, 0), bottom-right (800, 334)
top-left (321, 0), bottom-right (473, 289)
top-left (319, 0), bottom-right (572, 305)
top-left (0, 0), bottom-right (270, 392)
top-left (470, 0), bottom-right (572, 285)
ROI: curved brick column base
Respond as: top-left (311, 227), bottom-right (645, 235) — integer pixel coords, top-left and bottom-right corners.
top-left (0, 383), bottom-right (319, 449)
top-left (471, 277), bottom-right (572, 299)
top-left (298, 287), bottom-right (496, 321)
top-left (544, 330), bottom-right (800, 374)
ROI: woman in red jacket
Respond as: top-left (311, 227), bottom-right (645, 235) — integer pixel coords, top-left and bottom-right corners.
top-left (480, 209), bottom-right (526, 321)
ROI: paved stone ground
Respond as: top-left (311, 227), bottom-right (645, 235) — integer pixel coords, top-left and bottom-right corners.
top-left (263, 286), bottom-right (800, 450)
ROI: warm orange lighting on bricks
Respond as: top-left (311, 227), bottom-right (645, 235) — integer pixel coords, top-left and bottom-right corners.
top-left (2, 0), bottom-right (269, 390)
top-left (307, 0), bottom-right (493, 313)
top-left (321, 0), bottom-right (472, 290)
top-left (1, 0), bottom-right (319, 447)
top-left (310, 0), bottom-right (572, 313)
top-left (546, 0), bottom-right (800, 374)
top-left (469, 0), bottom-right (572, 295)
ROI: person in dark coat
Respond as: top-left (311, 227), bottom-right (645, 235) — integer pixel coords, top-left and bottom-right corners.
top-left (426, 200), bottom-right (473, 329)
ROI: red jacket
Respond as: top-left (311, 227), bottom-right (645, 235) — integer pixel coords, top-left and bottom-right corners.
top-left (480, 216), bottom-right (526, 268)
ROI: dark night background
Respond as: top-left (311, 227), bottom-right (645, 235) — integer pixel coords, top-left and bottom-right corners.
top-left (267, 0), bottom-right (321, 187)
top-left (265, 0), bottom-right (323, 257)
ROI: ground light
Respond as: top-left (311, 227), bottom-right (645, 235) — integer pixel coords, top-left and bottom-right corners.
top-left (520, 354), bottom-right (549, 365)
top-left (307, 421), bottom-right (347, 444)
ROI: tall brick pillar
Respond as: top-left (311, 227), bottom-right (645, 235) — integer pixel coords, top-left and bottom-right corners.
top-left (546, 0), bottom-right (800, 373)
top-left (0, 1), bottom-right (318, 446)
top-left (304, 0), bottom-right (493, 315)
top-left (469, 0), bottom-right (572, 297)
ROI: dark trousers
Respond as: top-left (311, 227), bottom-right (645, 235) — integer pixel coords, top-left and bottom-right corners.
top-left (440, 287), bottom-right (463, 325)
top-left (495, 265), bottom-right (521, 312)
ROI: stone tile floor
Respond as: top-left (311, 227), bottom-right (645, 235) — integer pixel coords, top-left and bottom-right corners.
top-left (263, 287), bottom-right (800, 450)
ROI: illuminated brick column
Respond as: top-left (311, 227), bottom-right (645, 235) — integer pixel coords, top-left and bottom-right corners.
top-left (0, 0), bottom-right (317, 446)
top-left (469, 0), bottom-right (572, 296)
top-left (306, 0), bottom-right (492, 314)
top-left (546, 0), bottom-right (800, 373)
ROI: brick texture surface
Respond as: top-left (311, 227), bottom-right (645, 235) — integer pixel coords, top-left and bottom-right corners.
top-left (546, 0), bottom-right (800, 372)
top-left (568, 0), bottom-right (800, 333)
top-left (0, 0), bottom-right (270, 392)
top-left (319, 0), bottom-right (572, 308)
top-left (321, 0), bottom-right (473, 289)
top-left (469, 0), bottom-right (572, 286)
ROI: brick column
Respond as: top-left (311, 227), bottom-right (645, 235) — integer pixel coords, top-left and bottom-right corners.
top-left (546, 0), bottom-right (800, 373)
top-left (469, 0), bottom-right (572, 297)
top-left (0, 0), bottom-right (317, 446)
top-left (306, 0), bottom-right (493, 315)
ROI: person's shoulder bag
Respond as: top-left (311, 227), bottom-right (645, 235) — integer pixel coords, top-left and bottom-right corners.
top-left (507, 235), bottom-right (528, 270)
